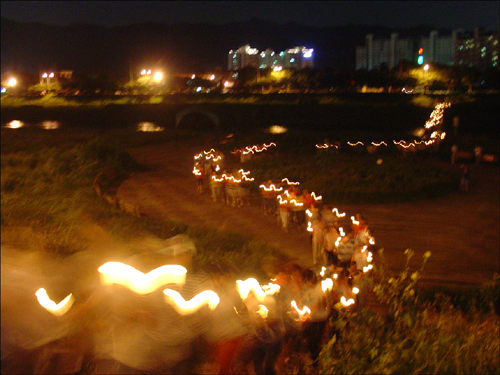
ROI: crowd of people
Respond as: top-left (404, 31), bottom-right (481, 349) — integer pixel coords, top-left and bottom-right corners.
top-left (189, 144), bottom-right (377, 374)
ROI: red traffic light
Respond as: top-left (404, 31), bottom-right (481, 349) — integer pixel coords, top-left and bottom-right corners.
top-left (418, 48), bottom-right (423, 55)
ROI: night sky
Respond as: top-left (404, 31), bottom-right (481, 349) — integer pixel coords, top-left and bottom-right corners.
top-left (1, 1), bottom-right (499, 31)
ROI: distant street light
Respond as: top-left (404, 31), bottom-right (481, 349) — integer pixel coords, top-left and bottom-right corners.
top-left (423, 64), bottom-right (429, 71)
top-left (7, 78), bottom-right (16, 87)
top-left (153, 72), bottom-right (163, 82)
top-left (41, 72), bottom-right (55, 91)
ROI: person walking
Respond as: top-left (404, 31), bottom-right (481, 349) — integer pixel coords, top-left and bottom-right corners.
top-left (323, 224), bottom-right (340, 267)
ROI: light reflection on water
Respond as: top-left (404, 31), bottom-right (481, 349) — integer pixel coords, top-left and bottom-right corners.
top-left (5, 120), bottom-right (25, 129)
top-left (40, 121), bottom-right (61, 130)
top-left (137, 122), bottom-right (164, 132)
top-left (266, 125), bottom-right (288, 134)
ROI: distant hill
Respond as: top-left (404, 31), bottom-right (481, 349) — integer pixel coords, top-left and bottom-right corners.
top-left (1, 18), bottom-right (451, 77)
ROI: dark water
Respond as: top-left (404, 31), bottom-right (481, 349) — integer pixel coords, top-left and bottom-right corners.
top-left (1, 98), bottom-right (498, 138)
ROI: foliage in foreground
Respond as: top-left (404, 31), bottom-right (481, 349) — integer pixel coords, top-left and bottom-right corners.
top-left (319, 250), bottom-right (500, 374)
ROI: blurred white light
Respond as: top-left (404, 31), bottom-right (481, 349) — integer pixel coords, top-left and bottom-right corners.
top-left (49, 72), bottom-right (54, 78)
top-left (196, 87), bottom-right (202, 92)
top-left (7, 120), bottom-right (24, 129)
top-left (147, 70), bottom-right (152, 75)
top-left (40, 121), bottom-right (60, 130)
top-left (210, 75), bottom-right (215, 80)
top-left (153, 72), bottom-right (163, 82)
top-left (191, 74), bottom-right (195, 79)
top-left (1, 87), bottom-right (6, 93)
top-left (266, 125), bottom-right (288, 134)
top-left (224, 81), bottom-right (229, 87)
top-left (137, 122), bottom-right (164, 132)
top-left (7, 78), bottom-right (16, 87)
top-left (141, 69), bottom-right (146, 75)
top-left (42, 73), bottom-right (48, 78)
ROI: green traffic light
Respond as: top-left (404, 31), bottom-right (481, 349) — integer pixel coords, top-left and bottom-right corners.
top-left (417, 55), bottom-right (424, 65)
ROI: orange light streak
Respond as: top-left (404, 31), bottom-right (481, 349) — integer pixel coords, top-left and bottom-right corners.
top-left (163, 289), bottom-right (220, 315)
top-left (35, 288), bottom-right (74, 316)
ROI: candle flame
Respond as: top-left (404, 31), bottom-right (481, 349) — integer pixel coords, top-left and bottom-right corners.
top-left (236, 278), bottom-right (267, 302)
top-left (291, 300), bottom-right (311, 316)
top-left (332, 208), bottom-right (346, 217)
top-left (281, 178), bottom-right (300, 185)
top-left (321, 278), bottom-right (334, 292)
top-left (341, 296), bottom-right (355, 306)
top-left (98, 262), bottom-right (187, 294)
top-left (35, 288), bottom-right (74, 316)
top-left (163, 289), bottom-right (219, 315)
top-left (320, 267), bottom-right (326, 277)
top-left (256, 304), bottom-right (269, 319)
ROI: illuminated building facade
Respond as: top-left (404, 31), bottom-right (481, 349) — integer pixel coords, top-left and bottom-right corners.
top-left (228, 45), bottom-right (314, 70)
top-left (357, 28), bottom-right (499, 71)
top-left (356, 33), bottom-right (414, 70)
top-left (454, 27), bottom-right (499, 69)
top-left (356, 30), bottom-right (461, 70)
top-left (228, 45), bottom-right (259, 71)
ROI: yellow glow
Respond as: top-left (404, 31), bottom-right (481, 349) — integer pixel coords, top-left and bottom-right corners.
top-left (369, 237), bottom-right (375, 245)
top-left (98, 262), bottom-right (187, 294)
top-left (193, 167), bottom-right (201, 176)
top-left (351, 216), bottom-right (359, 226)
top-left (332, 208), bottom-right (346, 217)
top-left (363, 264), bottom-right (373, 273)
top-left (256, 304), bottom-right (269, 319)
top-left (35, 288), bottom-right (74, 316)
top-left (339, 227), bottom-right (345, 237)
top-left (7, 120), bottom-right (24, 129)
top-left (291, 300), bottom-right (311, 316)
top-left (352, 287), bottom-right (360, 294)
top-left (333, 273), bottom-right (338, 279)
top-left (261, 282), bottom-right (281, 295)
top-left (371, 141), bottom-right (387, 146)
top-left (311, 192), bottom-right (322, 201)
top-left (141, 69), bottom-right (146, 75)
top-left (153, 72), bottom-right (163, 82)
top-left (307, 222), bottom-right (313, 232)
top-left (320, 267), bottom-right (326, 277)
top-left (361, 245), bottom-right (367, 253)
top-left (367, 252), bottom-right (373, 263)
top-left (236, 278), bottom-right (267, 302)
top-left (335, 236), bottom-right (342, 247)
top-left (340, 296), bottom-right (355, 306)
top-left (281, 178), bottom-right (300, 185)
top-left (321, 278), bottom-right (333, 292)
top-left (347, 141), bottom-right (364, 146)
top-left (259, 184), bottom-right (283, 192)
top-left (163, 289), bottom-right (219, 315)
top-left (7, 78), bottom-right (16, 87)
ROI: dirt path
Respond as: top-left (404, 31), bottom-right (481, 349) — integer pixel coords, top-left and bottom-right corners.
top-left (116, 139), bottom-right (499, 290)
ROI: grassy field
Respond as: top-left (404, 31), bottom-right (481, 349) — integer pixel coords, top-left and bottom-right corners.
top-left (2, 124), bottom-right (498, 374)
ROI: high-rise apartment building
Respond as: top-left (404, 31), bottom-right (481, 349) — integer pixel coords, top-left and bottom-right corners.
top-left (228, 45), bottom-right (314, 70)
top-left (228, 45), bottom-right (259, 71)
top-left (454, 27), bottom-right (499, 69)
top-left (356, 28), bottom-right (499, 71)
